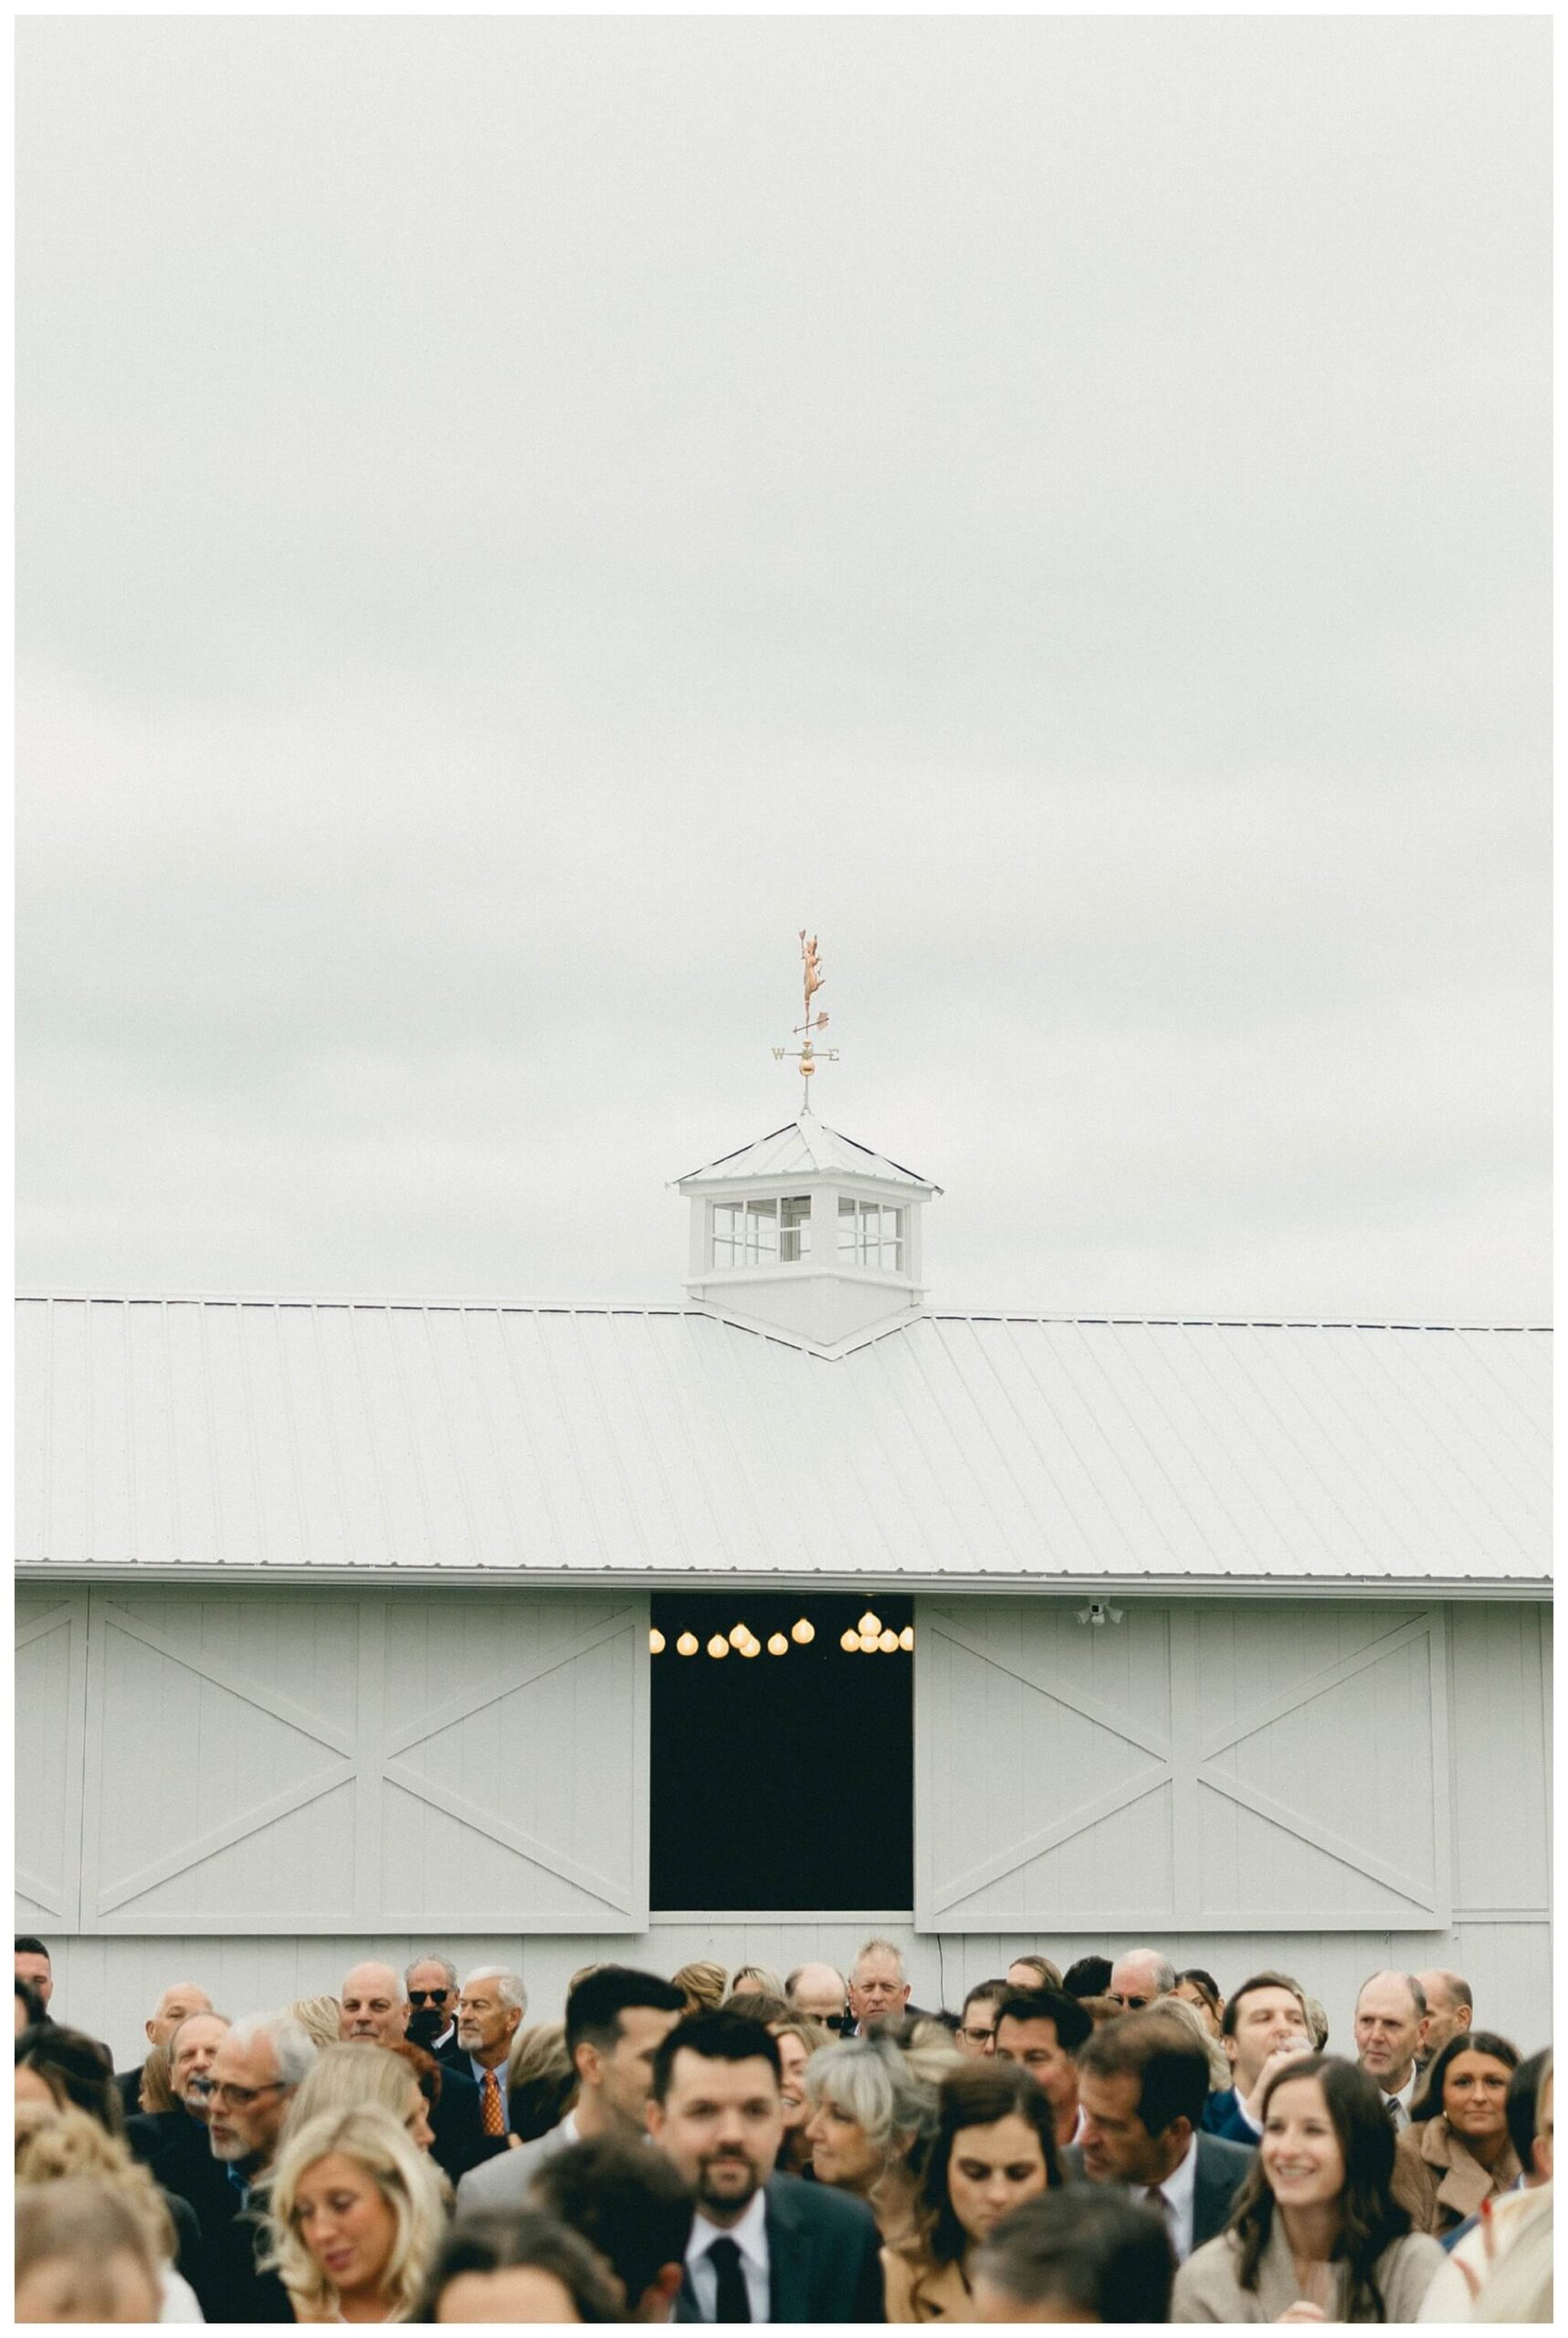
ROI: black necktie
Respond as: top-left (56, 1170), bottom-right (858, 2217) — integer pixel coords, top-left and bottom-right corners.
top-left (708, 2236), bottom-right (752, 2323)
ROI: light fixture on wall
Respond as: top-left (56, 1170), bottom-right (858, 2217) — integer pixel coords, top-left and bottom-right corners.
top-left (1076, 1602), bottom-right (1123, 1627)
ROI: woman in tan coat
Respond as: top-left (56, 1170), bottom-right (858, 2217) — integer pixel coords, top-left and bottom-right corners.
top-left (1394, 2030), bottom-right (1523, 2237)
top-left (883, 2062), bottom-right (1061, 2322)
top-left (1173, 2056), bottom-right (1463, 2323)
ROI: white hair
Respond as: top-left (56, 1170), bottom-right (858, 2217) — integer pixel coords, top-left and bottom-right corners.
top-left (462, 1966), bottom-right (527, 2015)
top-left (404, 1954), bottom-right (458, 1991)
top-left (226, 2013), bottom-right (317, 2091)
top-left (853, 1937), bottom-right (907, 1980)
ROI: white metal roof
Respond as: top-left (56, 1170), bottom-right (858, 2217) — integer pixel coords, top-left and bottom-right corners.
top-left (677, 1112), bottom-right (937, 1191)
top-left (15, 1297), bottom-right (1549, 1593)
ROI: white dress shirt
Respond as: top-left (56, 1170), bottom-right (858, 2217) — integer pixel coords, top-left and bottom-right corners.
top-left (1139, 2132), bottom-right (1200, 2264)
top-left (685, 2190), bottom-right (770, 2322)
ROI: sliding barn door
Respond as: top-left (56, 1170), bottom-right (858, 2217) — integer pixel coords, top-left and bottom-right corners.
top-left (915, 1596), bottom-right (1450, 1932)
top-left (68, 1588), bottom-right (647, 1934)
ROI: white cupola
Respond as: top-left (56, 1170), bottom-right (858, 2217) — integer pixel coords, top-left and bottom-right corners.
top-left (676, 1105), bottom-right (941, 1349)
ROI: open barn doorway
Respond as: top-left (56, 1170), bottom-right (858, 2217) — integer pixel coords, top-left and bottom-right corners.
top-left (649, 1591), bottom-right (914, 1911)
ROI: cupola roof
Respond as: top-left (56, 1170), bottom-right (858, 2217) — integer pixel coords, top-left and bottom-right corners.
top-left (678, 1108), bottom-right (938, 1193)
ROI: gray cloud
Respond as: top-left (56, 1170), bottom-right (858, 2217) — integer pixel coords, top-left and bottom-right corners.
top-left (16, 17), bottom-right (1549, 1322)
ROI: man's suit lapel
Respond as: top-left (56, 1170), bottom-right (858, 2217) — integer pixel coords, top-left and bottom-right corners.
top-left (763, 2177), bottom-right (810, 2322)
top-left (1192, 2137), bottom-right (1230, 2247)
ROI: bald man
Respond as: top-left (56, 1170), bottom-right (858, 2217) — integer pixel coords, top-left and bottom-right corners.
top-left (1414, 1970), bottom-right (1473, 2068)
top-left (115, 1981), bottom-right (215, 2118)
top-left (340, 1958), bottom-right (499, 2184)
top-left (786, 1962), bottom-right (849, 2028)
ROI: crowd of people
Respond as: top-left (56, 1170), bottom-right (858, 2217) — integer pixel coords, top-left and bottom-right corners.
top-left (13, 1932), bottom-right (1552, 2323)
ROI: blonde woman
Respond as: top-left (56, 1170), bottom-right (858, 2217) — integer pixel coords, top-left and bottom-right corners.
top-left (268, 2104), bottom-right (448, 2323)
top-left (729, 1962), bottom-right (785, 2001)
top-left (506, 2018), bottom-right (578, 2143)
top-left (138, 2040), bottom-right (178, 2116)
top-left (670, 1960), bottom-right (727, 2015)
top-left (285, 2043), bottom-right (440, 2161)
top-left (16, 2102), bottom-right (204, 2322)
top-left (289, 1996), bottom-right (346, 2053)
top-left (768, 2012), bottom-right (831, 2175)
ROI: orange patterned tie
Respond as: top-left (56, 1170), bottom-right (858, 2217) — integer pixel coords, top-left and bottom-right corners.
top-left (480, 2068), bottom-right (504, 2137)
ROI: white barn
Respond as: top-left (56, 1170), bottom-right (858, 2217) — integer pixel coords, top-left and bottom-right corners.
top-left (16, 1104), bottom-right (1552, 2065)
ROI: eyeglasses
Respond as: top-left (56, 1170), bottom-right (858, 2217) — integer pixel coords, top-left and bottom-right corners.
top-left (959, 2025), bottom-right (997, 2046)
top-left (205, 2080), bottom-right (285, 2109)
top-left (1108, 1993), bottom-right (1153, 2010)
top-left (407, 1989), bottom-right (450, 2006)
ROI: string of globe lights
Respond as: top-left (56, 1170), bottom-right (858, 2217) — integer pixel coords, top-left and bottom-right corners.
top-left (648, 1610), bottom-right (913, 1659)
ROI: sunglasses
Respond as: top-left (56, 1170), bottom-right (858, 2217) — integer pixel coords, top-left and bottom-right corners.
top-left (407, 1989), bottom-right (451, 2006)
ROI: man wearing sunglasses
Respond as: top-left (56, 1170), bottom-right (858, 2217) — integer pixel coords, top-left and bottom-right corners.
top-left (1107, 1948), bottom-right (1176, 2014)
top-left (405, 1953), bottom-right (462, 2062)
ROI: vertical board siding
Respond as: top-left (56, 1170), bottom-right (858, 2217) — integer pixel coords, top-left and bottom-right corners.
top-left (917, 1598), bottom-right (1453, 1930)
top-left (18, 1590), bottom-right (1549, 2062)
top-left (42, 1918), bottom-right (1553, 2076)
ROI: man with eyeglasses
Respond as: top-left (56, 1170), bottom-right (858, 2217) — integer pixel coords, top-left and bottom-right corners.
top-left (192, 2012), bottom-right (316, 2322)
top-left (405, 1952), bottom-right (462, 2062)
top-left (1107, 1947), bottom-right (1176, 2013)
top-left (956, 1979), bottom-right (1010, 2059)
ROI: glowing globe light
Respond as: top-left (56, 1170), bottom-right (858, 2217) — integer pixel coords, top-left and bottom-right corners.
top-left (677, 1632), bottom-right (699, 1657)
top-left (878, 1628), bottom-right (898, 1653)
top-left (858, 1611), bottom-right (882, 1638)
top-left (707, 1635), bottom-right (730, 1659)
top-left (767, 1633), bottom-right (789, 1656)
top-left (740, 1637), bottom-right (761, 1658)
top-left (858, 1629), bottom-right (879, 1652)
top-left (840, 1627), bottom-right (859, 1652)
top-left (791, 1618), bottom-right (815, 1645)
top-left (729, 1624), bottom-right (750, 1648)
top-left (648, 1628), bottom-right (666, 1654)
top-left (899, 1627), bottom-right (914, 1651)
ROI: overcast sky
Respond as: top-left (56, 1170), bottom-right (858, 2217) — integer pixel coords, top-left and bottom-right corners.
top-left (16, 16), bottom-right (1550, 1322)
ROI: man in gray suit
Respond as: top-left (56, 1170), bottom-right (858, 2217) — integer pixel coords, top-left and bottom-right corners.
top-left (1066, 2009), bottom-right (1254, 2265)
top-left (456, 1967), bottom-right (685, 2214)
top-left (647, 2008), bottom-right (884, 2322)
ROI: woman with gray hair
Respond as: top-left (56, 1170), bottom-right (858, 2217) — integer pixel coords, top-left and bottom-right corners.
top-left (803, 2035), bottom-right (942, 2248)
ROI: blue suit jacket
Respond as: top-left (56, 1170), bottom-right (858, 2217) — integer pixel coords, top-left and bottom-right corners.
top-left (1201, 2087), bottom-right (1261, 2146)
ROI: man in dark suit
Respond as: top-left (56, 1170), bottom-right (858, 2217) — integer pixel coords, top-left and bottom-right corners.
top-left (647, 2006), bottom-right (885, 2322)
top-left (404, 1952), bottom-right (464, 2064)
top-left (1069, 2008), bottom-right (1255, 2266)
top-left (112, 1979), bottom-right (216, 2120)
top-left (340, 1955), bottom-right (500, 2185)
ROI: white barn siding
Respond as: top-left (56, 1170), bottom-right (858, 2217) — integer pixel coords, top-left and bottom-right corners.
top-left (17, 1585), bottom-right (1549, 2068)
top-left (916, 1597), bottom-right (1455, 1933)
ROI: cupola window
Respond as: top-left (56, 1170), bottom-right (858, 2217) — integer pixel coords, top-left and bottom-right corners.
top-left (710, 1195), bottom-right (812, 1269)
top-left (838, 1195), bottom-right (905, 1271)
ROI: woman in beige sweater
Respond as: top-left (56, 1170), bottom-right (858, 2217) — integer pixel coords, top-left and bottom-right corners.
top-left (1173, 2056), bottom-right (1464, 2323)
top-left (1394, 2030), bottom-right (1522, 2237)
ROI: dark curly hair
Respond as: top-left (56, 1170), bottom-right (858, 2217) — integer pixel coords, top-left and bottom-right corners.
top-left (920, 2061), bottom-right (1061, 2266)
top-left (1411, 2028), bottom-right (1519, 2123)
top-left (1227, 2054), bottom-right (1412, 2321)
